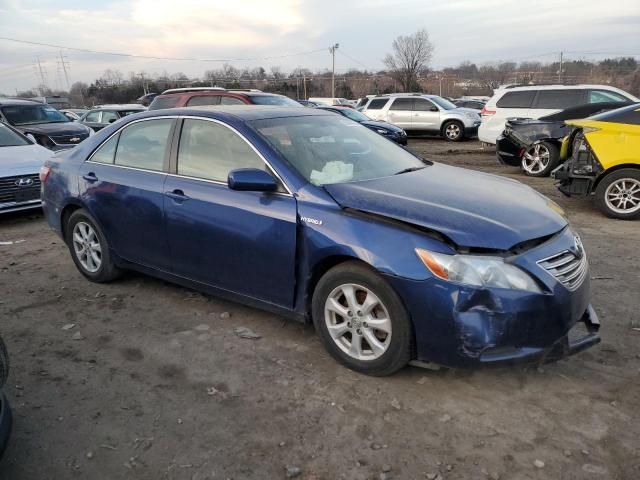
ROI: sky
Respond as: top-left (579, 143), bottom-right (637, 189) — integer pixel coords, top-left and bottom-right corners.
top-left (1, 0), bottom-right (639, 94)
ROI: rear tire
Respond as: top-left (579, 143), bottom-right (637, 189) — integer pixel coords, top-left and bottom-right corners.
top-left (312, 261), bottom-right (413, 376)
top-left (521, 141), bottom-right (560, 177)
top-left (0, 337), bottom-right (8, 387)
top-left (65, 209), bottom-right (122, 282)
top-left (594, 169), bottom-right (640, 220)
top-left (442, 121), bottom-right (464, 142)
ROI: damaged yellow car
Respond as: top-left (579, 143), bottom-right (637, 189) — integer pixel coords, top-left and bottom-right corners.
top-left (553, 103), bottom-right (640, 219)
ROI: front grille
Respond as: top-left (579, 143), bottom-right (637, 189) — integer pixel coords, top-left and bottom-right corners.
top-left (537, 250), bottom-right (588, 291)
top-left (50, 133), bottom-right (89, 145)
top-left (0, 174), bottom-right (41, 203)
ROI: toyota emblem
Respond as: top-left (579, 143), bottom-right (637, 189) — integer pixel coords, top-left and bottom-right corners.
top-left (14, 177), bottom-right (34, 187)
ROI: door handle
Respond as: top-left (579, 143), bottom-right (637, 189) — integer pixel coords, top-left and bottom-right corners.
top-left (165, 189), bottom-right (190, 202)
top-left (82, 172), bottom-right (98, 183)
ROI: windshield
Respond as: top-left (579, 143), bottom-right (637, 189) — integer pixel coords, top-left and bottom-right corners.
top-left (250, 115), bottom-right (424, 186)
top-left (1, 104), bottom-right (69, 125)
top-left (430, 96), bottom-right (457, 110)
top-left (0, 124), bottom-right (31, 147)
top-left (340, 109), bottom-right (370, 122)
top-left (118, 110), bottom-right (145, 117)
top-left (251, 95), bottom-right (302, 107)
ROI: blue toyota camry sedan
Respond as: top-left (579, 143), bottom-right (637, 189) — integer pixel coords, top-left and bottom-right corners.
top-left (40, 106), bottom-right (600, 375)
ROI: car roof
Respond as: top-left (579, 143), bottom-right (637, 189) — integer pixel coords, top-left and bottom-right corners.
top-left (150, 105), bottom-right (333, 121)
top-left (92, 104), bottom-right (145, 109)
top-left (0, 98), bottom-right (45, 106)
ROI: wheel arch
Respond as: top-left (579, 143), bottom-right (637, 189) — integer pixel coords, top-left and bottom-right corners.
top-left (440, 118), bottom-right (464, 135)
top-left (592, 163), bottom-right (640, 192)
top-left (59, 200), bottom-right (86, 241)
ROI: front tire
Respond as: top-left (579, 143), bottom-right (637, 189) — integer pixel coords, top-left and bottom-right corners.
top-left (65, 209), bottom-right (122, 282)
top-left (311, 261), bottom-right (413, 376)
top-left (442, 120), bottom-right (464, 142)
top-left (521, 141), bottom-right (559, 177)
top-left (594, 169), bottom-right (640, 220)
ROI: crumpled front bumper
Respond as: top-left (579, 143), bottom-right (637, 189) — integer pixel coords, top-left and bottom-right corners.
top-left (385, 227), bottom-right (600, 368)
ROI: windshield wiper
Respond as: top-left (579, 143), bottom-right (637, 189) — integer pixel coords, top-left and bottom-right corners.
top-left (394, 166), bottom-right (425, 175)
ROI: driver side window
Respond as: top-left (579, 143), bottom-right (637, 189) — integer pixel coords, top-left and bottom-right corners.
top-left (177, 119), bottom-right (283, 191)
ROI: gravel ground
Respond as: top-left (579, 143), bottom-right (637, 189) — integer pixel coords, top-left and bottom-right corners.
top-left (0, 138), bottom-right (638, 480)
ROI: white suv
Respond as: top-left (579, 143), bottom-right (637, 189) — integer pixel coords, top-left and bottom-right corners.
top-left (361, 94), bottom-right (481, 141)
top-left (478, 84), bottom-right (639, 144)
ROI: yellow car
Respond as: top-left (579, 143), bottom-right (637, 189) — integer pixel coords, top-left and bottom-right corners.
top-left (553, 103), bottom-right (640, 219)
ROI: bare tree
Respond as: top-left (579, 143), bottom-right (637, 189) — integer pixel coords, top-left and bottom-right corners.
top-left (383, 29), bottom-right (434, 92)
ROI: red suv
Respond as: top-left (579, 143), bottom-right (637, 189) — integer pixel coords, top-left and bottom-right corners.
top-left (148, 88), bottom-right (303, 110)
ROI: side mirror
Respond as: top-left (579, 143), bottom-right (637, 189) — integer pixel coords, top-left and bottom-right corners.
top-left (228, 168), bottom-right (278, 192)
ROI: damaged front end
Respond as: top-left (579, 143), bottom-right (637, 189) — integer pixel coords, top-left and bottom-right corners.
top-left (385, 227), bottom-right (600, 368)
top-left (553, 129), bottom-right (603, 196)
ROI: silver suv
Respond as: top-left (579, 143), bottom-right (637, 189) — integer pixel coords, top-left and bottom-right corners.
top-left (361, 94), bottom-right (481, 141)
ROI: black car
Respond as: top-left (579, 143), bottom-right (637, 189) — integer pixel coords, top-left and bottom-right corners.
top-left (0, 336), bottom-right (11, 459)
top-left (315, 106), bottom-right (408, 145)
top-left (0, 99), bottom-right (92, 151)
top-left (78, 105), bottom-right (147, 132)
top-left (453, 99), bottom-right (485, 110)
top-left (496, 102), bottom-right (631, 177)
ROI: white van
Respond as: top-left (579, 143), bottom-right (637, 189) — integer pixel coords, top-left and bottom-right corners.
top-left (478, 84), bottom-right (639, 144)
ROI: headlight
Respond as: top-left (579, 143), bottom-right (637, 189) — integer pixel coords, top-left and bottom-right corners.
top-left (415, 248), bottom-right (542, 293)
top-left (463, 112), bottom-right (479, 120)
top-left (376, 128), bottom-right (389, 134)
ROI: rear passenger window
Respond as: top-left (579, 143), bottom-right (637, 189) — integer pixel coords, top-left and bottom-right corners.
top-left (496, 91), bottom-right (536, 108)
top-left (186, 95), bottom-right (221, 107)
top-left (177, 119), bottom-right (267, 182)
top-left (535, 90), bottom-right (584, 109)
top-left (114, 119), bottom-right (173, 171)
top-left (90, 134), bottom-right (118, 164)
top-left (148, 96), bottom-right (180, 110)
top-left (220, 97), bottom-right (245, 105)
top-left (390, 98), bottom-right (414, 111)
top-left (589, 90), bottom-right (628, 104)
top-left (366, 99), bottom-right (389, 110)
top-left (85, 111), bottom-right (101, 122)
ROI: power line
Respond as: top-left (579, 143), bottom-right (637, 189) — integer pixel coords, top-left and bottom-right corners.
top-left (0, 36), bottom-right (328, 63)
top-left (337, 49), bottom-right (371, 70)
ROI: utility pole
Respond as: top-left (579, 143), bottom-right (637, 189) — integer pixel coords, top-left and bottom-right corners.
top-left (296, 67), bottom-right (300, 99)
top-left (58, 51), bottom-right (71, 90)
top-left (329, 43), bottom-right (339, 98)
top-left (303, 71), bottom-right (307, 99)
top-left (439, 76), bottom-right (443, 96)
top-left (35, 56), bottom-right (48, 94)
top-left (558, 51), bottom-right (564, 83)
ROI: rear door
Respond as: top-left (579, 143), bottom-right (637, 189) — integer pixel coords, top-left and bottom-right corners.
top-left (386, 98), bottom-right (414, 129)
top-left (163, 118), bottom-right (298, 307)
top-left (411, 98), bottom-right (440, 131)
top-left (363, 98), bottom-right (390, 121)
top-left (79, 117), bottom-right (176, 270)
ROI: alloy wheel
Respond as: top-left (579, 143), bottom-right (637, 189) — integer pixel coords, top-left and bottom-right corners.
top-left (522, 144), bottom-right (550, 174)
top-left (604, 178), bottom-right (640, 214)
top-left (72, 221), bottom-right (102, 273)
top-left (324, 283), bottom-right (392, 361)
top-left (445, 123), bottom-right (461, 140)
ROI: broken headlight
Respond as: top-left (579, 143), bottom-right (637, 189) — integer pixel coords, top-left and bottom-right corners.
top-left (416, 249), bottom-right (542, 293)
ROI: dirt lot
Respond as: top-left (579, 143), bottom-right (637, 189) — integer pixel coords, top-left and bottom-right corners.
top-left (0, 138), bottom-right (638, 480)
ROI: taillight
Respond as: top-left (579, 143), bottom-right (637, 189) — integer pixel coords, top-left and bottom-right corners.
top-left (480, 107), bottom-right (496, 116)
top-left (39, 165), bottom-right (51, 183)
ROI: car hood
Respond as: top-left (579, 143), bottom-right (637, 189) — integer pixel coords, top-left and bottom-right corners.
top-left (361, 120), bottom-right (404, 133)
top-left (323, 163), bottom-right (567, 250)
top-left (14, 122), bottom-right (91, 136)
top-left (0, 143), bottom-right (53, 175)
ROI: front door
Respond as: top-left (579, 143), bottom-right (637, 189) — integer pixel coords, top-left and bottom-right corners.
top-left (164, 118), bottom-right (298, 307)
top-left (386, 98), bottom-right (414, 129)
top-left (79, 118), bottom-right (175, 270)
top-left (411, 98), bottom-right (440, 131)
